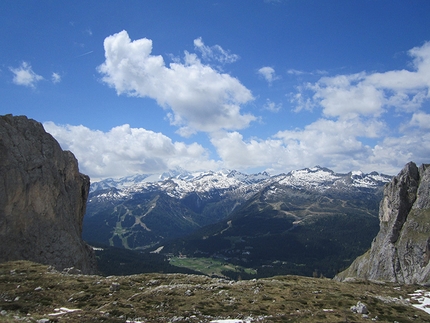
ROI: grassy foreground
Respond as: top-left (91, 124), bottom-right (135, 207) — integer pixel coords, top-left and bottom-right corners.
top-left (0, 261), bottom-right (429, 322)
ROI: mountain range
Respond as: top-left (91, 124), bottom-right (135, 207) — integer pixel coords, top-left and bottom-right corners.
top-left (83, 166), bottom-right (391, 278)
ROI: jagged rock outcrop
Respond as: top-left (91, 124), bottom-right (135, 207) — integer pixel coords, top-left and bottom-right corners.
top-left (0, 114), bottom-right (96, 274)
top-left (335, 162), bottom-right (430, 285)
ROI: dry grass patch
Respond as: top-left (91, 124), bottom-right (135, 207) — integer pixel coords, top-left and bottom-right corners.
top-left (0, 261), bottom-right (429, 322)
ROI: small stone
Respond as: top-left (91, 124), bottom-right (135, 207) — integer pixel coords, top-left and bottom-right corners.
top-left (350, 301), bottom-right (368, 314)
top-left (34, 286), bottom-right (43, 292)
top-left (62, 267), bottom-right (82, 275)
top-left (110, 282), bottom-right (120, 292)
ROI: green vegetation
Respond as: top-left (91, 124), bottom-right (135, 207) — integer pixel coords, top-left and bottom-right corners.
top-left (169, 256), bottom-right (257, 277)
top-left (92, 244), bottom-right (200, 276)
top-left (85, 180), bottom-right (386, 280)
top-left (1, 260), bottom-right (429, 322)
top-left (163, 212), bottom-right (380, 279)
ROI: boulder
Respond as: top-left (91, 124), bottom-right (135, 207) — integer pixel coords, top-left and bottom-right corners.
top-left (350, 301), bottom-right (368, 314)
top-left (0, 114), bottom-right (96, 274)
top-left (335, 162), bottom-right (430, 284)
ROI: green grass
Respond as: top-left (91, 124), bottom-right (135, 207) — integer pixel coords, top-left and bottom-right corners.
top-left (169, 256), bottom-right (257, 277)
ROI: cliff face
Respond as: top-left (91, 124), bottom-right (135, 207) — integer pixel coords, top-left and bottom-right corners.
top-left (0, 115), bottom-right (96, 274)
top-left (335, 162), bottom-right (430, 285)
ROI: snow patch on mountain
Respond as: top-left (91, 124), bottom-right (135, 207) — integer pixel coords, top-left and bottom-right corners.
top-left (350, 171), bottom-right (390, 188)
top-left (156, 170), bottom-right (271, 199)
top-left (273, 166), bottom-right (391, 192)
top-left (278, 166), bottom-right (340, 190)
top-left (89, 166), bottom-right (391, 203)
top-left (89, 169), bottom-right (272, 202)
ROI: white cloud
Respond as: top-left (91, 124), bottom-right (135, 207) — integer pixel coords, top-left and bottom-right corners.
top-left (310, 73), bottom-right (385, 118)
top-left (287, 69), bottom-right (327, 76)
top-left (210, 131), bottom-right (285, 170)
top-left (210, 105), bottom-right (430, 175)
top-left (294, 41), bottom-right (430, 119)
top-left (258, 66), bottom-right (279, 84)
top-left (263, 99), bottom-right (282, 112)
top-left (52, 72), bottom-right (61, 84)
top-left (274, 118), bottom-right (384, 170)
top-left (98, 30), bottom-right (255, 136)
top-left (210, 117), bottom-right (386, 174)
top-left (276, 41), bottom-right (430, 174)
top-left (370, 129), bottom-right (430, 173)
top-left (408, 112), bottom-right (430, 130)
top-left (193, 37), bottom-right (239, 64)
top-left (42, 40), bottom-right (430, 180)
top-left (287, 69), bottom-right (305, 76)
top-left (9, 62), bottom-right (44, 88)
top-left (44, 122), bottom-right (219, 180)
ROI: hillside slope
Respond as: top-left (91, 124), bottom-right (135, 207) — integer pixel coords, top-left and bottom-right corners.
top-left (1, 260), bottom-right (430, 322)
top-left (160, 169), bottom-right (388, 278)
top-left (83, 167), bottom-right (390, 278)
top-left (84, 167), bottom-right (390, 255)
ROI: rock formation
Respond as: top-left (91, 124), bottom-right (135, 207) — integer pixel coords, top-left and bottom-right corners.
top-left (335, 162), bottom-right (430, 285)
top-left (0, 114), bottom-right (96, 274)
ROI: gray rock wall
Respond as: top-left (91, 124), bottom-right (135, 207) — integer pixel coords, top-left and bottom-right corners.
top-left (335, 162), bottom-right (430, 285)
top-left (0, 114), bottom-right (96, 274)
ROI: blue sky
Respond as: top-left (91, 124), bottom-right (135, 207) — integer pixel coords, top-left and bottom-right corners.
top-left (1, 0), bottom-right (430, 180)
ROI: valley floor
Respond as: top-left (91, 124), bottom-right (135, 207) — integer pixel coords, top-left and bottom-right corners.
top-left (0, 261), bottom-right (429, 322)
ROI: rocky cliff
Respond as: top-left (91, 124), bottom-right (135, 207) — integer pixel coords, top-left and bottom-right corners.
top-left (0, 114), bottom-right (96, 274)
top-left (335, 162), bottom-right (430, 285)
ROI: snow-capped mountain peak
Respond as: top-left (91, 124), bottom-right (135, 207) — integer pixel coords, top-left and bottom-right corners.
top-left (89, 166), bottom-right (391, 201)
top-left (273, 166), bottom-right (390, 192)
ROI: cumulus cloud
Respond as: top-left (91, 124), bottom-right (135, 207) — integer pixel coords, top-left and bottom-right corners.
top-left (9, 62), bottom-right (44, 88)
top-left (408, 112), bottom-right (430, 130)
top-left (210, 131), bottom-right (285, 170)
top-left (51, 72), bottom-right (61, 84)
top-left (310, 73), bottom-right (385, 118)
top-left (293, 41), bottom-right (430, 119)
top-left (98, 30), bottom-right (255, 136)
top-left (210, 117), bottom-right (389, 174)
top-left (44, 122), bottom-right (219, 180)
top-left (43, 40), bottom-right (430, 179)
top-left (273, 118), bottom-right (385, 170)
top-left (370, 130), bottom-right (430, 172)
top-left (193, 37), bottom-right (239, 64)
top-left (258, 66), bottom-right (279, 84)
top-left (210, 116), bottom-right (430, 175)
top-left (269, 41), bottom-right (430, 174)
